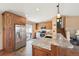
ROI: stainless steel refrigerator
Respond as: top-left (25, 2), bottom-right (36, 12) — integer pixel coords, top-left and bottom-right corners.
top-left (14, 25), bottom-right (26, 50)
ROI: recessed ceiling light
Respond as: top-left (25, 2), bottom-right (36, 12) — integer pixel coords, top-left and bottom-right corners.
top-left (36, 8), bottom-right (40, 12)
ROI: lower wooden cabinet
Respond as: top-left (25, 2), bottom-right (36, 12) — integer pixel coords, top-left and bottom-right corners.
top-left (51, 45), bottom-right (58, 56)
top-left (32, 45), bottom-right (51, 56)
top-left (57, 46), bottom-right (67, 56)
top-left (66, 49), bottom-right (79, 56)
top-left (51, 45), bottom-right (69, 56)
top-left (51, 45), bottom-right (79, 56)
top-left (32, 45), bottom-right (79, 56)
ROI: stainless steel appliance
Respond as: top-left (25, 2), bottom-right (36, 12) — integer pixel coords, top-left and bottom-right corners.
top-left (14, 25), bottom-right (26, 50)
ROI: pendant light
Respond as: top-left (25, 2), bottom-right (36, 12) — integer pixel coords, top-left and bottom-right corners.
top-left (56, 3), bottom-right (61, 19)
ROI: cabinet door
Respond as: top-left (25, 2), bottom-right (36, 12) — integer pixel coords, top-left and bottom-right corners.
top-left (67, 49), bottom-right (79, 56)
top-left (51, 45), bottom-right (58, 56)
top-left (33, 49), bottom-right (48, 56)
top-left (51, 45), bottom-right (68, 56)
top-left (57, 47), bottom-right (67, 56)
top-left (32, 46), bottom-right (50, 56)
top-left (3, 12), bottom-right (14, 51)
top-left (46, 21), bottom-right (52, 29)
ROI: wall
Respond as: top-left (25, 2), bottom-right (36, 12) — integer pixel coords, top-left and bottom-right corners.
top-left (0, 14), bottom-right (3, 50)
top-left (32, 23), bottom-right (37, 38)
top-left (65, 16), bottom-right (79, 36)
top-left (66, 16), bottom-right (79, 30)
top-left (52, 16), bottom-right (57, 44)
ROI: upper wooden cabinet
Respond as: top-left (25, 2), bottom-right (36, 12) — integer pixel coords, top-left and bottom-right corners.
top-left (2, 11), bottom-right (26, 25)
top-left (46, 21), bottom-right (52, 29)
top-left (2, 11), bottom-right (26, 51)
top-left (14, 14), bottom-right (26, 25)
top-left (36, 21), bottom-right (52, 31)
top-left (32, 21), bottom-right (52, 38)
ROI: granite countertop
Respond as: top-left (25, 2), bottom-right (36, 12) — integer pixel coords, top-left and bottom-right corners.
top-left (52, 33), bottom-right (79, 51)
top-left (32, 34), bottom-right (74, 51)
top-left (53, 33), bottom-right (74, 48)
top-left (32, 38), bottom-right (52, 50)
top-left (32, 33), bottom-right (79, 51)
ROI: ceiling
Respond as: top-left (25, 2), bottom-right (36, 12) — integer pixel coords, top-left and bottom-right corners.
top-left (0, 3), bottom-right (79, 23)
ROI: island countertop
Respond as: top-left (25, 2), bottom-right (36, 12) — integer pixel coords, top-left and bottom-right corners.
top-left (32, 33), bottom-right (79, 52)
top-left (52, 33), bottom-right (79, 52)
top-left (32, 38), bottom-right (52, 50)
top-left (32, 33), bottom-right (79, 56)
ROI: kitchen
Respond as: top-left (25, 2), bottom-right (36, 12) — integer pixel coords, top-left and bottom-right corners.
top-left (0, 3), bottom-right (79, 56)
top-left (32, 16), bottom-right (79, 56)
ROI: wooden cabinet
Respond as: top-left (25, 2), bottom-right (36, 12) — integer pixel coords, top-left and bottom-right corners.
top-left (51, 45), bottom-right (79, 56)
top-left (57, 46), bottom-right (67, 56)
top-left (2, 11), bottom-right (26, 51)
top-left (36, 21), bottom-right (52, 31)
top-left (51, 45), bottom-right (68, 56)
top-left (51, 45), bottom-right (58, 56)
top-left (46, 21), bottom-right (52, 29)
top-left (2, 12), bottom-right (15, 51)
top-left (32, 21), bottom-right (52, 38)
top-left (14, 15), bottom-right (26, 25)
top-left (32, 44), bottom-right (79, 56)
top-left (66, 49), bottom-right (79, 56)
top-left (32, 45), bottom-right (51, 56)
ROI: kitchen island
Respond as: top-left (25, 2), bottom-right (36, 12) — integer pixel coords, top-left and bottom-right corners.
top-left (32, 38), bottom-right (52, 56)
top-left (32, 34), bottom-right (79, 56)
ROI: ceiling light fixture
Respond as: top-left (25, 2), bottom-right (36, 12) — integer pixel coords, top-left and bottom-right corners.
top-left (56, 3), bottom-right (61, 19)
top-left (36, 8), bottom-right (40, 12)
